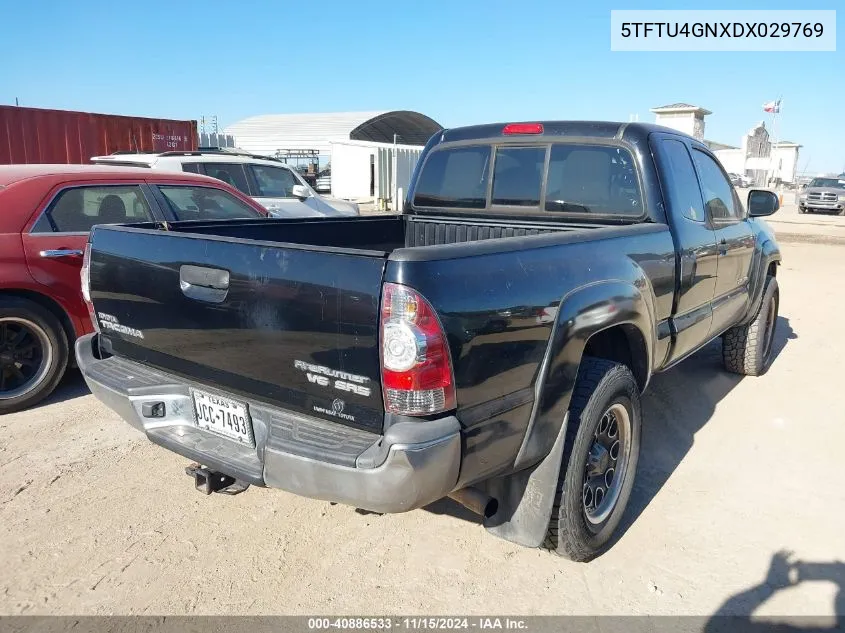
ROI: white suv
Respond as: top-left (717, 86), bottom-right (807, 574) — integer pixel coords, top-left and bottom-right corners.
top-left (90, 150), bottom-right (359, 218)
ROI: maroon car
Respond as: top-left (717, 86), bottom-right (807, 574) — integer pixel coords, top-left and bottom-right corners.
top-left (0, 164), bottom-right (268, 413)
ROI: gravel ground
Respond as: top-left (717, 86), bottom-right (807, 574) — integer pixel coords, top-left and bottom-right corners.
top-left (0, 243), bottom-right (843, 618)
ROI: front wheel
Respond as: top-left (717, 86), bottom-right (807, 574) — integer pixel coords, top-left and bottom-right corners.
top-left (722, 276), bottom-right (779, 376)
top-left (0, 298), bottom-right (69, 414)
top-left (543, 357), bottom-right (642, 562)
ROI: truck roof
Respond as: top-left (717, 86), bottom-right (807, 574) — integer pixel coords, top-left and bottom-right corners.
top-left (438, 121), bottom-right (694, 145)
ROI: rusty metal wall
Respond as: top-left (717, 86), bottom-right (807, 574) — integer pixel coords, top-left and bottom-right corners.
top-left (0, 105), bottom-right (198, 164)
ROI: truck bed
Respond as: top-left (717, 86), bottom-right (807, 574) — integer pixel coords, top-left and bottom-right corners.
top-left (155, 213), bottom-right (604, 253)
top-left (86, 213), bottom-right (650, 441)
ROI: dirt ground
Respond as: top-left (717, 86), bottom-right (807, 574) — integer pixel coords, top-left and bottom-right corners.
top-left (1, 242), bottom-right (843, 618)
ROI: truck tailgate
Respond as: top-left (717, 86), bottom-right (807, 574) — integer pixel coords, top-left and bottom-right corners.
top-left (87, 225), bottom-right (387, 432)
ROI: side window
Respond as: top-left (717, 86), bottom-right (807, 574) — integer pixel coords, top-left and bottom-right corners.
top-left (250, 165), bottom-right (298, 197)
top-left (201, 163), bottom-right (250, 194)
top-left (491, 146), bottom-right (545, 207)
top-left (414, 146), bottom-right (491, 209)
top-left (181, 162), bottom-right (202, 174)
top-left (660, 140), bottom-right (705, 222)
top-left (32, 185), bottom-right (153, 233)
top-left (692, 150), bottom-right (739, 221)
top-left (157, 186), bottom-right (264, 220)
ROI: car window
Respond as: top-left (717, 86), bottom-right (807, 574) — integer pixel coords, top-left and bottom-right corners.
top-left (181, 162), bottom-right (202, 174)
top-left (31, 185), bottom-right (153, 233)
top-left (692, 150), bottom-right (738, 221)
top-left (251, 165), bottom-right (298, 197)
top-left (545, 144), bottom-right (642, 216)
top-left (200, 163), bottom-right (250, 194)
top-left (414, 146), bottom-right (491, 209)
top-left (157, 185), bottom-right (263, 221)
top-left (660, 140), bottom-right (705, 222)
top-left (491, 147), bottom-right (545, 207)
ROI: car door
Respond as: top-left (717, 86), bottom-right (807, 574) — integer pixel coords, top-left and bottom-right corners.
top-left (651, 135), bottom-right (720, 364)
top-left (690, 148), bottom-right (756, 336)
top-left (247, 164), bottom-right (328, 217)
top-left (21, 182), bottom-right (159, 335)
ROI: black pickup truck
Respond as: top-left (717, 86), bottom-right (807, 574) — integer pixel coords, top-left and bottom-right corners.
top-left (77, 121), bottom-right (782, 561)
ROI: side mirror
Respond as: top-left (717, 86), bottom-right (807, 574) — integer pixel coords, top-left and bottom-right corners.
top-left (747, 189), bottom-right (779, 217)
top-left (291, 184), bottom-right (311, 199)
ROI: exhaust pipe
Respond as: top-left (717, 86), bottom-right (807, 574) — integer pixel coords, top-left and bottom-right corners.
top-left (448, 487), bottom-right (498, 518)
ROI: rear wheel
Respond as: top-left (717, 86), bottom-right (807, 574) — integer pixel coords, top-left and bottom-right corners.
top-left (0, 298), bottom-right (68, 414)
top-left (543, 357), bottom-right (641, 562)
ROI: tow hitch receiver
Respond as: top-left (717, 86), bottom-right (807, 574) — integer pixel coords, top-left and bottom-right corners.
top-left (185, 463), bottom-right (249, 495)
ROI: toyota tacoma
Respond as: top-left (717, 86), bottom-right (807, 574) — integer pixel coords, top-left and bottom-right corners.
top-left (77, 121), bottom-right (783, 561)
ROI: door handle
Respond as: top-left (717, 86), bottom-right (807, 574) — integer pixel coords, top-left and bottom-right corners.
top-left (718, 238), bottom-right (728, 256)
top-left (39, 249), bottom-right (83, 258)
top-left (179, 265), bottom-right (230, 303)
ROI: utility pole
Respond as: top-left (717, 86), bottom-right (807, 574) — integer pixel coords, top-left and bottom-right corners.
top-left (392, 133), bottom-right (399, 212)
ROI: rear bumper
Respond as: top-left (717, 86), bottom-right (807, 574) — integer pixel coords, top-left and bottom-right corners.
top-left (76, 334), bottom-right (461, 513)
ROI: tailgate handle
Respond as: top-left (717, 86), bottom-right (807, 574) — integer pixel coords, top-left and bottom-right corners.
top-left (179, 265), bottom-right (230, 303)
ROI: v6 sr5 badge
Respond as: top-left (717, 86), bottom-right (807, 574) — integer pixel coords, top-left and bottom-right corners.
top-left (293, 360), bottom-right (372, 397)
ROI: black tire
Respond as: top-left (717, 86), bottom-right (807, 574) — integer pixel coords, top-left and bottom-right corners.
top-left (722, 276), bottom-right (779, 377)
top-left (0, 298), bottom-right (69, 414)
top-left (543, 357), bottom-right (642, 562)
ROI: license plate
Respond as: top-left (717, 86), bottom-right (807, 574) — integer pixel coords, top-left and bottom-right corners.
top-left (191, 389), bottom-right (254, 446)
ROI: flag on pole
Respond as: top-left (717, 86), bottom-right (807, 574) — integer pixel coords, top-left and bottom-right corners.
top-left (763, 99), bottom-right (781, 113)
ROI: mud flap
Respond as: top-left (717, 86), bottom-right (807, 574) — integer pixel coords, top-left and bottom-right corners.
top-left (480, 412), bottom-right (569, 547)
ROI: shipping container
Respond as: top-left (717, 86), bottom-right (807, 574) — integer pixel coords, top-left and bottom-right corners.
top-left (0, 105), bottom-right (197, 165)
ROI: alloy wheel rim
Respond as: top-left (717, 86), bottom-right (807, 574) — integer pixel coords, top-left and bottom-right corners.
top-left (583, 402), bottom-right (631, 526)
top-left (0, 318), bottom-right (52, 400)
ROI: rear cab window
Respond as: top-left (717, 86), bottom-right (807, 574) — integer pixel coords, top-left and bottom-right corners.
top-left (413, 142), bottom-right (643, 218)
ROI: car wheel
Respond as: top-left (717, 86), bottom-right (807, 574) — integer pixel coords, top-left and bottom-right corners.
top-left (0, 298), bottom-right (69, 414)
top-left (722, 276), bottom-right (779, 376)
top-left (543, 356), bottom-right (641, 562)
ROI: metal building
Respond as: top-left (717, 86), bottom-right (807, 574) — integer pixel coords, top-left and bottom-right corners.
top-left (224, 111), bottom-right (442, 205)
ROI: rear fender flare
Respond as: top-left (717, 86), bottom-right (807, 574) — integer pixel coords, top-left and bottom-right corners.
top-left (480, 280), bottom-right (654, 548)
top-left (515, 279), bottom-right (654, 470)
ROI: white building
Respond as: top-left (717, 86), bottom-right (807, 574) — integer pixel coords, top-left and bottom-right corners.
top-left (224, 111), bottom-right (442, 204)
top-left (650, 103), bottom-right (712, 140)
top-left (650, 103), bottom-right (801, 185)
top-left (710, 122), bottom-right (801, 185)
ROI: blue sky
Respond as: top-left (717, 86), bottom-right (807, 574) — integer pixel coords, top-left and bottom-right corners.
top-left (1, 0), bottom-right (842, 173)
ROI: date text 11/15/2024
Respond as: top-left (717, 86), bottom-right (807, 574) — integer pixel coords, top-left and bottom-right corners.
top-left (307, 618), bottom-right (529, 630)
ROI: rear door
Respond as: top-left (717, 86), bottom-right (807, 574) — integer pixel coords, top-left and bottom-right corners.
top-left (651, 135), bottom-right (719, 363)
top-left (690, 149), bottom-right (756, 336)
top-left (22, 182), bottom-right (160, 335)
top-left (87, 225), bottom-right (387, 432)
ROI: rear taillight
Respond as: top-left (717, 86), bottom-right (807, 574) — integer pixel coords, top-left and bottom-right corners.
top-left (80, 244), bottom-right (99, 332)
top-left (380, 283), bottom-right (456, 416)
